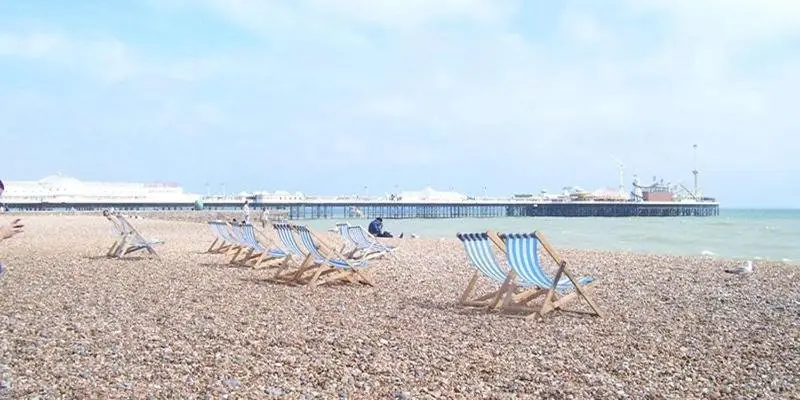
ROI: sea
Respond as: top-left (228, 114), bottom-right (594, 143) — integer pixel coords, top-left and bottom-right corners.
top-left (301, 209), bottom-right (800, 264)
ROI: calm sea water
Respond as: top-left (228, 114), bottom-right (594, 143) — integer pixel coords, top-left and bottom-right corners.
top-left (302, 209), bottom-right (800, 264)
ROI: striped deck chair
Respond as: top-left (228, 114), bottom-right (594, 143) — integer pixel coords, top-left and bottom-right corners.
top-left (207, 220), bottom-right (243, 254)
top-left (456, 231), bottom-right (519, 309)
top-left (498, 231), bottom-right (604, 318)
top-left (208, 221), bottom-right (250, 264)
top-left (347, 225), bottom-right (398, 261)
top-left (294, 225), bottom-right (374, 287)
top-left (336, 223), bottom-right (357, 255)
top-left (225, 222), bottom-right (254, 266)
top-left (114, 215), bottom-right (164, 260)
top-left (206, 221), bottom-right (237, 254)
top-left (104, 212), bottom-right (126, 257)
top-left (236, 223), bottom-right (290, 269)
top-left (270, 223), bottom-right (314, 283)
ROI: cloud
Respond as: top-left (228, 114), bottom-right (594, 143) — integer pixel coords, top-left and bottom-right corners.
top-left (144, 0), bottom-right (800, 182)
top-left (631, 0), bottom-right (800, 44)
top-left (0, 32), bottom-right (137, 82)
top-left (1, 0), bottom-right (798, 204)
top-left (201, 0), bottom-right (518, 34)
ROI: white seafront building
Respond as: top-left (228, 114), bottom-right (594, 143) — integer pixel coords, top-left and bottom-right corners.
top-left (1, 174), bottom-right (203, 205)
top-left (0, 174), bottom-right (310, 207)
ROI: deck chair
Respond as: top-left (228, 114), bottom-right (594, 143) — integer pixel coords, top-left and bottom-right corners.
top-left (347, 225), bottom-right (399, 261)
top-left (269, 223), bottom-right (314, 283)
top-left (104, 212), bottom-right (126, 257)
top-left (114, 214), bottom-right (164, 259)
top-left (456, 231), bottom-right (519, 309)
top-left (206, 221), bottom-right (247, 263)
top-left (294, 225), bottom-right (374, 287)
top-left (498, 231), bottom-right (604, 318)
top-left (335, 223), bottom-right (357, 255)
top-left (206, 221), bottom-right (238, 254)
top-left (236, 223), bottom-right (291, 269)
top-left (226, 223), bottom-right (255, 265)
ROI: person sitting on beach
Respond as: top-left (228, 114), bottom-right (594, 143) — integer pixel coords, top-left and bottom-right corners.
top-left (368, 217), bottom-right (393, 238)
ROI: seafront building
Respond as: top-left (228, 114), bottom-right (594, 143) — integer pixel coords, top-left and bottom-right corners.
top-left (2, 174), bottom-right (201, 205)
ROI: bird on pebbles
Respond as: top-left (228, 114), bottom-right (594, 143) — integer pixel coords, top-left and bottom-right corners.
top-left (725, 260), bottom-right (754, 275)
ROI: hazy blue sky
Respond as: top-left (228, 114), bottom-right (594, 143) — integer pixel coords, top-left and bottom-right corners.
top-left (1, 1), bottom-right (798, 207)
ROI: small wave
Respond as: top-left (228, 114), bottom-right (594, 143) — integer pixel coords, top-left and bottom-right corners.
top-left (701, 250), bottom-right (717, 256)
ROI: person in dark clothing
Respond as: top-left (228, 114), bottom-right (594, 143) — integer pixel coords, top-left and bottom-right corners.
top-left (368, 217), bottom-right (393, 238)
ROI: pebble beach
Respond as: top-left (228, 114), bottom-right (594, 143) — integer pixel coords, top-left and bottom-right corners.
top-left (0, 214), bottom-right (797, 399)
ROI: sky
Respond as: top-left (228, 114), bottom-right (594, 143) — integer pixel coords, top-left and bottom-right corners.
top-left (1, 0), bottom-right (798, 208)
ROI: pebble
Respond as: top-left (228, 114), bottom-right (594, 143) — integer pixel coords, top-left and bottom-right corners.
top-left (0, 213), bottom-right (797, 399)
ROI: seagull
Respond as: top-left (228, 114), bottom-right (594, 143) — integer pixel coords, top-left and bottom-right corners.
top-left (725, 260), bottom-right (754, 275)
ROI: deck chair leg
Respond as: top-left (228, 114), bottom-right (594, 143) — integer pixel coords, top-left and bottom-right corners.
top-left (354, 269), bottom-right (374, 286)
top-left (307, 267), bottom-right (335, 287)
top-left (273, 254), bottom-right (311, 283)
top-left (107, 240), bottom-right (121, 257)
top-left (228, 247), bottom-right (245, 265)
top-left (207, 239), bottom-right (219, 253)
top-left (458, 272), bottom-right (481, 306)
top-left (539, 262), bottom-right (604, 318)
top-left (145, 246), bottom-right (161, 260)
top-left (490, 273), bottom-right (520, 310)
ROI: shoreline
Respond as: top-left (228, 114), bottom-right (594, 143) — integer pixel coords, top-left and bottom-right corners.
top-left (31, 211), bottom-right (796, 265)
top-left (3, 211), bottom-right (796, 264)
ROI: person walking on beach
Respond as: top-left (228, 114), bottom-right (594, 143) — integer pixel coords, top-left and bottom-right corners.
top-left (368, 217), bottom-right (394, 238)
top-left (242, 200), bottom-right (251, 224)
top-left (260, 208), bottom-right (269, 228)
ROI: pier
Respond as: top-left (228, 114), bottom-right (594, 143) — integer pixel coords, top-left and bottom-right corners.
top-left (5, 200), bottom-right (720, 218)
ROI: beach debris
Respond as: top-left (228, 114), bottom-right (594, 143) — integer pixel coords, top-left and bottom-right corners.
top-left (725, 260), bottom-right (754, 275)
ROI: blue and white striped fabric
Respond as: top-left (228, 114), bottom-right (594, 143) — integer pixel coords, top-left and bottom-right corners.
top-left (500, 233), bottom-right (593, 293)
top-left (456, 233), bottom-right (509, 285)
top-left (209, 221), bottom-right (240, 246)
top-left (207, 221), bottom-right (223, 242)
top-left (336, 223), bottom-right (357, 247)
top-left (272, 223), bottom-right (307, 257)
top-left (240, 224), bottom-right (286, 258)
top-left (228, 224), bottom-right (249, 246)
top-left (295, 225), bottom-right (367, 269)
top-left (348, 225), bottom-right (395, 253)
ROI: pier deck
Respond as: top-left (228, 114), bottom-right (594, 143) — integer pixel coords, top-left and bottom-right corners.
top-left (6, 200), bottom-right (720, 218)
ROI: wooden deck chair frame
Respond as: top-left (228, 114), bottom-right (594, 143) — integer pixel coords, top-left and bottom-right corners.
top-left (498, 231), bottom-right (604, 319)
top-left (293, 225), bottom-right (375, 287)
top-left (457, 231), bottom-right (547, 310)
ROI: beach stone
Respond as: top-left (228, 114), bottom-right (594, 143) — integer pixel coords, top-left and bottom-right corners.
top-left (0, 214), bottom-right (796, 399)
